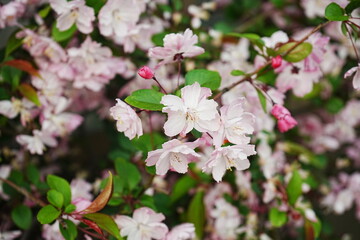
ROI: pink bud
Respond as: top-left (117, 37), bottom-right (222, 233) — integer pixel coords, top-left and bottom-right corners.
top-left (271, 55), bottom-right (282, 69)
top-left (138, 66), bottom-right (154, 79)
top-left (271, 104), bottom-right (297, 132)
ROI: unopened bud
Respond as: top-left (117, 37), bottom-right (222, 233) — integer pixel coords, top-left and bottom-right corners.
top-left (271, 55), bottom-right (282, 69)
top-left (138, 66), bottom-right (154, 79)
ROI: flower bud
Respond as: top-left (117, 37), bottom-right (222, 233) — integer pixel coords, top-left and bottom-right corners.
top-left (271, 55), bottom-right (282, 69)
top-left (138, 66), bottom-right (154, 79)
top-left (271, 104), bottom-right (297, 133)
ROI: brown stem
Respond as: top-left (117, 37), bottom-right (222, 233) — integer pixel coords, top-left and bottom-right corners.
top-left (153, 77), bottom-right (168, 94)
top-left (344, 22), bottom-right (360, 61)
top-left (0, 177), bottom-right (46, 207)
top-left (78, 226), bottom-right (106, 240)
top-left (213, 21), bottom-right (330, 101)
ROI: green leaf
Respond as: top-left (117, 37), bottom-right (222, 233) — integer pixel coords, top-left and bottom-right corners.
top-left (47, 175), bottom-right (72, 206)
top-left (345, 0), bottom-right (360, 14)
top-left (286, 170), bottom-right (302, 205)
top-left (171, 175), bottom-right (197, 203)
top-left (59, 219), bottom-right (78, 240)
top-left (326, 97), bottom-right (344, 114)
top-left (11, 205), bottom-right (32, 230)
top-left (187, 190), bottom-right (205, 239)
top-left (231, 69), bottom-right (245, 76)
top-left (125, 89), bottom-right (165, 111)
top-left (312, 219), bottom-right (322, 237)
top-left (185, 69), bottom-right (221, 90)
top-left (1, 65), bottom-right (22, 90)
top-left (227, 32), bottom-right (261, 40)
top-left (38, 5), bottom-right (51, 18)
top-left (37, 205), bottom-right (61, 224)
top-left (325, 3), bottom-right (349, 21)
top-left (256, 88), bottom-right (267, 113)
top-left (26, 164), bottom-right (40, 185)
top-left (276, 42), bottom-right (313, 63)
top-left (5, 33), bottom-right (23, 58)
top-left (18, 83), bottom-right (41, 106)
top-left (47, 189), bottom-right (64, 208)
top-left (52, 24), bottom-right (77, 42)
top-left (85, 0), bottom-right (106, 13)
top-left (114, 158), bottom-right (141, 191)
top-left (269, 208), bottom-right (288, 227)
top-left (64, 204), bottom-right (76, 214)
top-left (83, 213), bottom-right (122, 240)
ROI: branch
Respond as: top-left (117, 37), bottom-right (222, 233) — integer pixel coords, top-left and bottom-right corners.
top-left (213, 21), bottom-right (330, 101)
top-left (0, 177), bottom-right (46, 207)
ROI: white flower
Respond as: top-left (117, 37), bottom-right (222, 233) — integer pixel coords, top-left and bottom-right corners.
top-left (109, 99), bottom-right (143, 140)
top-left (211, 98), bottom-right (255, 148)
top-left (49, 0), bottom-right (95, 34)
top-left (149, 29), bottom-right (205, 67)
top-left (0, 98), bottom-right (35, 126)
top-left (161, 82), bottom-right (220, 137)
top-left (203, 144), bottom-right (256, 182)
top-left (344, 63), bottom-right (360, 90)
top-left (164, 223), bottom-right (196, 240)
top-left (145, 139), bottom-right (200, 175)
top-left (115, 207), bottom-right (168, 240)
top-left (16, 130), bottom-right (57, 155)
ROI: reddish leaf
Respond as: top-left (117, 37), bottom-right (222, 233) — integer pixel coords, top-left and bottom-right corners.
top-left (80, 218), bottom-right (103, 236)
top-left (83, 213), bottom-right (122, 240)
top-left (305, 219), bottom-right (315, 240)
top-left (82, 172), bottom-right (113, 214)
top-left (18, 83), bottom-right (41, 106)
top-left (2, 59), bottom-right (40, 77)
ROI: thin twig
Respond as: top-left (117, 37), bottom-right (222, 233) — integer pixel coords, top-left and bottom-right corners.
top-left (344, 22), bottom-right (360, 61)
top-left (213, 21), bottom-right (330, 101)
top-left (0, 177), bottom-right (46, 207)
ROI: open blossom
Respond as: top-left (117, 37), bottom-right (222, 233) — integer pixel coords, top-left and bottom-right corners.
top-left (149, 29), bottom-right (205, 67)
top-left (261, 30), bottom-right (289, 49)
top-left (98, 0), bottom-right (141, 39)
top-left (115, 207), bottom-right (168, 240)
top-left (271, 104), bottom-right (297, 132)
top-left (164, 223), bottom-right (196, 240)
top-left (161, 82), bottom-right (220, 137)
top-left (16, 130), bottom-right (57, 155)
top-left (145, 139), bottom-right (200, 175)
top-left (0, 1), bottom-right (25, 29)
top-left (211, 98), bottom-right (255, 148)
top-left (0, 98), bottom-right (35, 126)
top-left (110, 99), bottom-right (143, 140)
top-left (344, 64), bottom-right (360, 90)
top-left (49, 0), bottom-right (95, 34)
top-left (203, 144), bottom-right (256, 182)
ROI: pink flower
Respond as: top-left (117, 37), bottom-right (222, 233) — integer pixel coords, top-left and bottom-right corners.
top-left (145, 139), bottom-right (200, 175)
top-left (271, 55), bottom-right (282, 69)
top-left (0, 98), bottom-right (35, 126)
top-left (344, 64), bottom-right (360, 90)
top-left (164, 223), bottom-right (196, 240)
top-left (16, 130), bottom-right (58, 155)
top-left (0, 1), bottom-right (25, 28)
top-left (49, 0), bottom-right (95, 34)
top-left (138, 66), bottom-right (154, 79)
top-left (161, 82), bottom-right (220, 137)
top-left (149, 29), bottom-right (205, 67)
top-left (202, 144), bottom-right (256, 182)
top-left (110, 99), bottom-right (143, 140)
top-left (115, 207), bottom-right (168, 240)
top-left (211, 98), bottom-right (255, 148)
top-left (271, 104), bottom-right (297, 132)
top-left (98, 0), bottom-right (141, 39)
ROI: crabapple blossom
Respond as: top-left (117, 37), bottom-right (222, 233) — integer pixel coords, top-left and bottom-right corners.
top-left (110, 99), bottom-right (143, 140)
top-left (145, 139), bottom-right (200, 175)
top-left (164, 223), bottom-right (196, 240)
top-left (0, 165), bottom-right (11, 200)
top-left (203, 144), bottom-right (256, 182)
top-left (0, 1), bottom-right (25, 28)
top-left (16, 129), bottom-right (57, 155)
top-left (49, 0), bottom-right (95, 34)
top-left (115, 207), bottom-right (168, 240)
top-left (138, 66), bottom-right (155, 79)
top-left (211, 98), bottom-right (255, 148)
top-left (271, 104), bottom-right (297, 132)
top-left (0, 231), bottom-right (22, 240)
top-left (161, 82), bottom-right (220, 137)
top-left (261, 30), bottom-right (289, 49)
top-left (149, 29), bottom-right (205, 67)
top-left (0, 98), bottom-right (35, 126)
top-left (344, 63), bottom-right (360, 90)
top-left (98, 0), bottom-right (141, 39)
